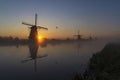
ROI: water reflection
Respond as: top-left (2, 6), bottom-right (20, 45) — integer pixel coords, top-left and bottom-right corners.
top-left (0, 40), bottom-right (108, 80)
top-left (22, 42), bottom-right (48, 72)
top-left (76, 41), bottom-right (81, 55)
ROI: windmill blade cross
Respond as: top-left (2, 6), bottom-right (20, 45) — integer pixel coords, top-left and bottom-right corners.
top-left (37, 26), bottom-right (48, 30)
top-left (74, 35), bottom-right (78, 36)
top-left (22, 22), bottom-right (34, 26)
top-left (35, 13), bottom-right (37, 26)
top-left (78, 30), bottom-right (80, 35)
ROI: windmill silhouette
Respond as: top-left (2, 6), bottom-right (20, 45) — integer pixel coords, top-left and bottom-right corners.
top-left (22, 13), bottom-right (48, 42)
top-left (74, 30), bottom-right (82, 40)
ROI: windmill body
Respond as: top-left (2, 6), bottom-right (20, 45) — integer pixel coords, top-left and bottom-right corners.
top-left (29, 26), bottom-right (38, 42)
top-left (76, 35), bottom-right (82, 40)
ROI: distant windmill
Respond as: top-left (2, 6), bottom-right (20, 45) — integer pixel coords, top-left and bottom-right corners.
top-left (22, 13), bottom-right (48, 42)
top-left (74, 30), bottom-right (82, 40)
top-left (89, 34), bottom-right (93, 40)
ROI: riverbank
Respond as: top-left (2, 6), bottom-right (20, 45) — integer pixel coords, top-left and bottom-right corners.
top-left (73, 42), bottom-right (120, 80)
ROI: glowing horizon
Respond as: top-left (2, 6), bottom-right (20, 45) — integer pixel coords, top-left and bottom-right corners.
top-left (0, 0), bottom-right (120, 39)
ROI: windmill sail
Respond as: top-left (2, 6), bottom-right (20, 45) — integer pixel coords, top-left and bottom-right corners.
top-left (22, 13), bottom-right (48, 42)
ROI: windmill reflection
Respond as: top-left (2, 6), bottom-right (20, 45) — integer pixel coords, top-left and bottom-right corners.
top-left (75, 41), bottom-right (81, 55)
top-left (22, 42), bottom-right (48, 72)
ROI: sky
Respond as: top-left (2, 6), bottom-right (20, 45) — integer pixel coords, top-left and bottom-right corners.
top-left (0, 0), bottom-right (120, 39)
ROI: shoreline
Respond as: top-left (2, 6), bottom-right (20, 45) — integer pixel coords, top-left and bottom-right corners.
top-left (73, 42), bottom-right (120, 80)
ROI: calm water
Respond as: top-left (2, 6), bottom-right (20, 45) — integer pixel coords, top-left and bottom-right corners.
top-left (0, 40), bottom-right (108, 80)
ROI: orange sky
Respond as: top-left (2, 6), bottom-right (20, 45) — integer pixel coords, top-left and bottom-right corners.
top-left (0, 0), bottom-right (120, 39)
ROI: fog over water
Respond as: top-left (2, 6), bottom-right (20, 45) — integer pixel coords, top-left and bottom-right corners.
top-left (0, 39), bottom-right (114, 80)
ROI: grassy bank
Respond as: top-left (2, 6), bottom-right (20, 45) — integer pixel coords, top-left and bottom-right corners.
top-left (73, 43), bottom-right (120, 80)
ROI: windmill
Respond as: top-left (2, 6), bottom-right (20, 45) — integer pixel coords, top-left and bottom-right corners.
top-left (22, 13), bottom-right (48, 42)
top-left (89, 34), bottom-right (93, 40)
top-left (74, 30), bottom-right (82, 40)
